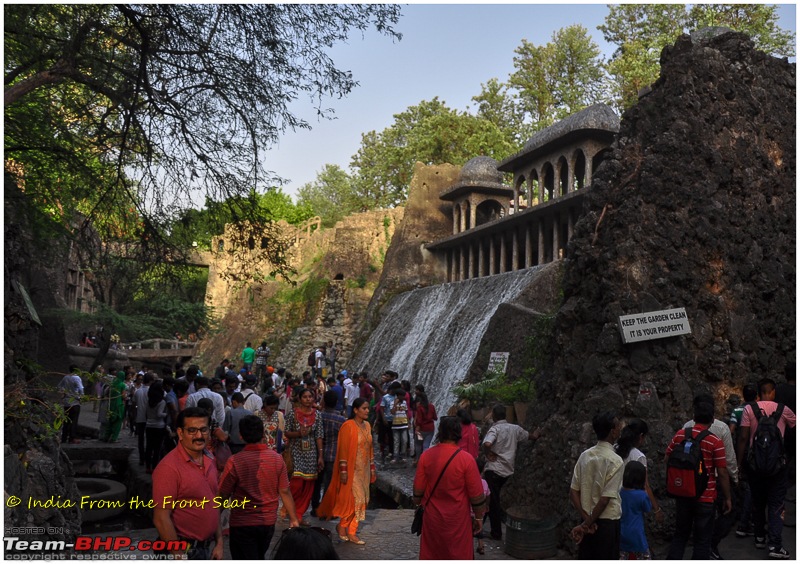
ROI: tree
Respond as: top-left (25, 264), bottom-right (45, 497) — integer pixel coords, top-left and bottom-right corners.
top-left (5, 4), bottom-right (403, 284)
top-left (600, 4), bottom-right (794, 109)
top-left (472, 78), bottom-right (528, 146)
top-left (509, 25), bottom-right (607, 130)
top-left (688, 4), bottom-right (795, 57)
top-left (296, 165), bottom-right (360, 227)
top-left (351, 98), bottom-right (513, 206)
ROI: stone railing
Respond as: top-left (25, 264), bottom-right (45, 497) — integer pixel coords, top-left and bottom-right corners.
top-left (118, 339), bottom-right (197, 351)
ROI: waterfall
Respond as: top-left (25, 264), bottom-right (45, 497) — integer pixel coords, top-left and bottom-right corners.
top-left (351, 266), bottom-right (548, 417)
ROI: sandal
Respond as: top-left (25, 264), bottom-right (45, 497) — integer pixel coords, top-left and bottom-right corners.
top-left (348, 535), bottom-right (366, 545)
top-left (477, 545), bottom-right (485, 555)
top-left (336, 525), bottom-right (349, 542)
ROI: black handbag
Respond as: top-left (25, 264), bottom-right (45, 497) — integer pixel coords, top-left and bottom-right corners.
top-left (412, 448), bottom-right (461, 536)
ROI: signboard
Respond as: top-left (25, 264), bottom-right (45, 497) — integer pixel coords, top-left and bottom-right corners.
top-left (488, 352), bottom-right (510, 374)
top-left (618, 307), bottom-right (691, 344)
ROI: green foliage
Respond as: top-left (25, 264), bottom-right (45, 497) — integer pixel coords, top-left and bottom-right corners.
top-left (350, 98), bottom-right (514, 207)
top-left (272, 277), bottom-right (330, 327)
top-left (600, 4), bottom-right (795, 110)
top-left (454, 369), bottom-right (536, 408)
top-left (171, 189), bottom-right (314, 250)
top-left (509, 25), bottom-right (607, 131)
top-left (296, 165), bottom-right (361, 227)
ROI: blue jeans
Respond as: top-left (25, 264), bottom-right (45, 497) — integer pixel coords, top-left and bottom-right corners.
top-left (392, 427), bottom-right (408, 460)
top-left (415, 431), bottom-right (434, 457)
top-left (667, 499), bottom-right (714, 559)
top-left (750, 466), bottom-right (788, 547)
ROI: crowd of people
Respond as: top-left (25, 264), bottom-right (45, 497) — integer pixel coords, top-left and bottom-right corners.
top-left (56, 349), bottom-right (795, 560)
top-left (569, 373), bottom-right (796, 560)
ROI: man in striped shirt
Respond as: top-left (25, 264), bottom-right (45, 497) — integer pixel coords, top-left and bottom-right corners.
top-left (665, 400), bottom-right (731, 560)
top-left (218, 415), bottom-right (299, 559)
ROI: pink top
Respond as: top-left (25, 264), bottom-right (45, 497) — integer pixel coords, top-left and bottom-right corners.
top-left (741, 401), bottom-right (796, 446)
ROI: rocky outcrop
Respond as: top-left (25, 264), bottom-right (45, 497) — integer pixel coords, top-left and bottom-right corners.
top-left (508, 31), bottom-right (795, 549)
top-left (353, 163), bottom-right (459, 350)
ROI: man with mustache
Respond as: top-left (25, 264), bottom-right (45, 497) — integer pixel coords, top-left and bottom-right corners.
top-left (152, 406), bottom-right (224, 559)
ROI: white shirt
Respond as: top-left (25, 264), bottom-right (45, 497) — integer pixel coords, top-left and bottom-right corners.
top-left (241, 388), bottom-right (263, 413)
top-left (683, 418), bottom-right (739, 482)
top-left (315, 349), bottom-right (326, 369)
top-left (185, 387), bottom-right (226, 427)
top-left (483, 420), bottom-right (530, 477)
top-left (343, 378), bottom-right (359, 406)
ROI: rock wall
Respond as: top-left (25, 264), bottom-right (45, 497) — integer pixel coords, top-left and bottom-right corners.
top-left (4, 180), bottom-right (82, 542)
top-left (196, 208), bottom-right (404, 375)
top-left (353, 162), bottom-right (459, 351)
top-left (507, 31), bottom-right (795, 549)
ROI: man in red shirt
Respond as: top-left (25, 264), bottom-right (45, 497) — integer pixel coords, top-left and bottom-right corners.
top-left (152, 407), bottom-right (224, 559)
top-left (218, 414), bottom-right (299, 559)
top-left (665, 400), bottom-right (731, 560)
top-left (735, 377), bottom-right (797, 559)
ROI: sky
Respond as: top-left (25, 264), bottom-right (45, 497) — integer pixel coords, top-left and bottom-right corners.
top-left (260, 3), bottom-right (798, 200)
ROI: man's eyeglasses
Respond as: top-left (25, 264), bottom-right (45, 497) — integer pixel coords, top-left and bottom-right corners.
top-left (183, 426), bottom-right (210, 435)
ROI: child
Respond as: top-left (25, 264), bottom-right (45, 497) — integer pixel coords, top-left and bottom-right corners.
top-left (473, 459), bottom-right (491, 555)
top-left (620, 460), bottom-right (652, 559)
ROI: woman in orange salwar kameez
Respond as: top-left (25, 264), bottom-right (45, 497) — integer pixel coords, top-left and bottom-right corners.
top-left (318, 398), bottom-right (376, 545)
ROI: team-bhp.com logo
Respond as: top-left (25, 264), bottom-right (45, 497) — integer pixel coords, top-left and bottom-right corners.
top-left (4, 536), bottom-right (189, 560)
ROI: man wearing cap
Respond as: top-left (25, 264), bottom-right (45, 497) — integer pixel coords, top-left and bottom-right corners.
top-left (342, 371), bottom-right (360, 418)
top-left (240, 374), bottom-right (263, 414)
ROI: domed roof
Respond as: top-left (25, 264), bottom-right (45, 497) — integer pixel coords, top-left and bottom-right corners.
top-left (458, 156), bottom-right (503, 185)
top-left (439, 156), bottom-right (511, 201)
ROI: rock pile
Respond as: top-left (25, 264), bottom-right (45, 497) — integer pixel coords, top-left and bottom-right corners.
top-left (508, 30), bottom-right (795, 549)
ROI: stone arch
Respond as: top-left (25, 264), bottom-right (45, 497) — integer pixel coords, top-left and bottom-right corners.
top-left (558, 155), bottom-right (569, 196)
top-left (528, 169), bottom-right (540, 206)
top-left (515, 175), bottom-right (526, 212)
top-left (572, 148), bottom-right (587, 191)
top-left (592, 148), bottom-right (613, 181)
top-left (475, 200), bottom-right (504, 227)
top-left (542, 162), bottom-right (555, 202)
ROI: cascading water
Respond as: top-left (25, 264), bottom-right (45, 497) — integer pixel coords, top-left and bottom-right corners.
top-left (352, 266), bottom-right (548, 416)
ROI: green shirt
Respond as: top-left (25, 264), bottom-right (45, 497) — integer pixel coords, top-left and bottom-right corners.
top-left (241, 347), bottom-right (255, 364)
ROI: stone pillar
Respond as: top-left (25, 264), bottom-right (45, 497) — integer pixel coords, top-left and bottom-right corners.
top-left (513, 186), bottom-right (519, 214)
top-left (538, 221), bottom-right (545, 264)
top-left (460, 201), bottom-right (467, 232)
top-left (489, 236), bottom-right (496, 276)
top-left (478, 241), bottom-right (485, 277)
top-left (525, 224), bottom-right (533, 268)
top-left (460, 245), bottom-right (467, 281)
top-left (568, 209), bottom-right (575, 241)
top-left (453, 206), bottom-right (459, 235)
top-left (500, 235), bottom-right (507, 274)
top-left (552, 216), bottom-right (559, 261)
top-left (567, 159), bottom-right (575, 194)
top-left (468, 242), bottom-right (475, 279)
top-left (527, 177), bottom-right (534, 208)
top-left (469, 199), bottom-right (478, 231)
top-left (585, 149), bottom-right (594, 186)
top-left (512, 229), bottom-right (519, 271)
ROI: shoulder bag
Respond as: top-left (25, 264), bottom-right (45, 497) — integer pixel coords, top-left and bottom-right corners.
top-left (412, 448), bottom-right (461, 536)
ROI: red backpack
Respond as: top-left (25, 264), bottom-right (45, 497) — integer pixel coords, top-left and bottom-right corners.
top-left (666, 428), bottom-right (712, 498)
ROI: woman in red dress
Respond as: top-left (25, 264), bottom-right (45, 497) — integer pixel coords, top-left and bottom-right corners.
top-left (456, 408), bottom-right (481, 459)
top-left (413, 416), bottom-right (486, 559)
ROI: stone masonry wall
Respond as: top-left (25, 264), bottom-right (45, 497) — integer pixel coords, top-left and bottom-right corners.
top-left (506, 31), bottom-right (795, 549)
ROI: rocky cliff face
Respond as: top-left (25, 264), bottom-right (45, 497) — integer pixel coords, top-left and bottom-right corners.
top-left (507, 31), bottom-right (795, 548)
top-left (196, 208), bottom-right (404, 375)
